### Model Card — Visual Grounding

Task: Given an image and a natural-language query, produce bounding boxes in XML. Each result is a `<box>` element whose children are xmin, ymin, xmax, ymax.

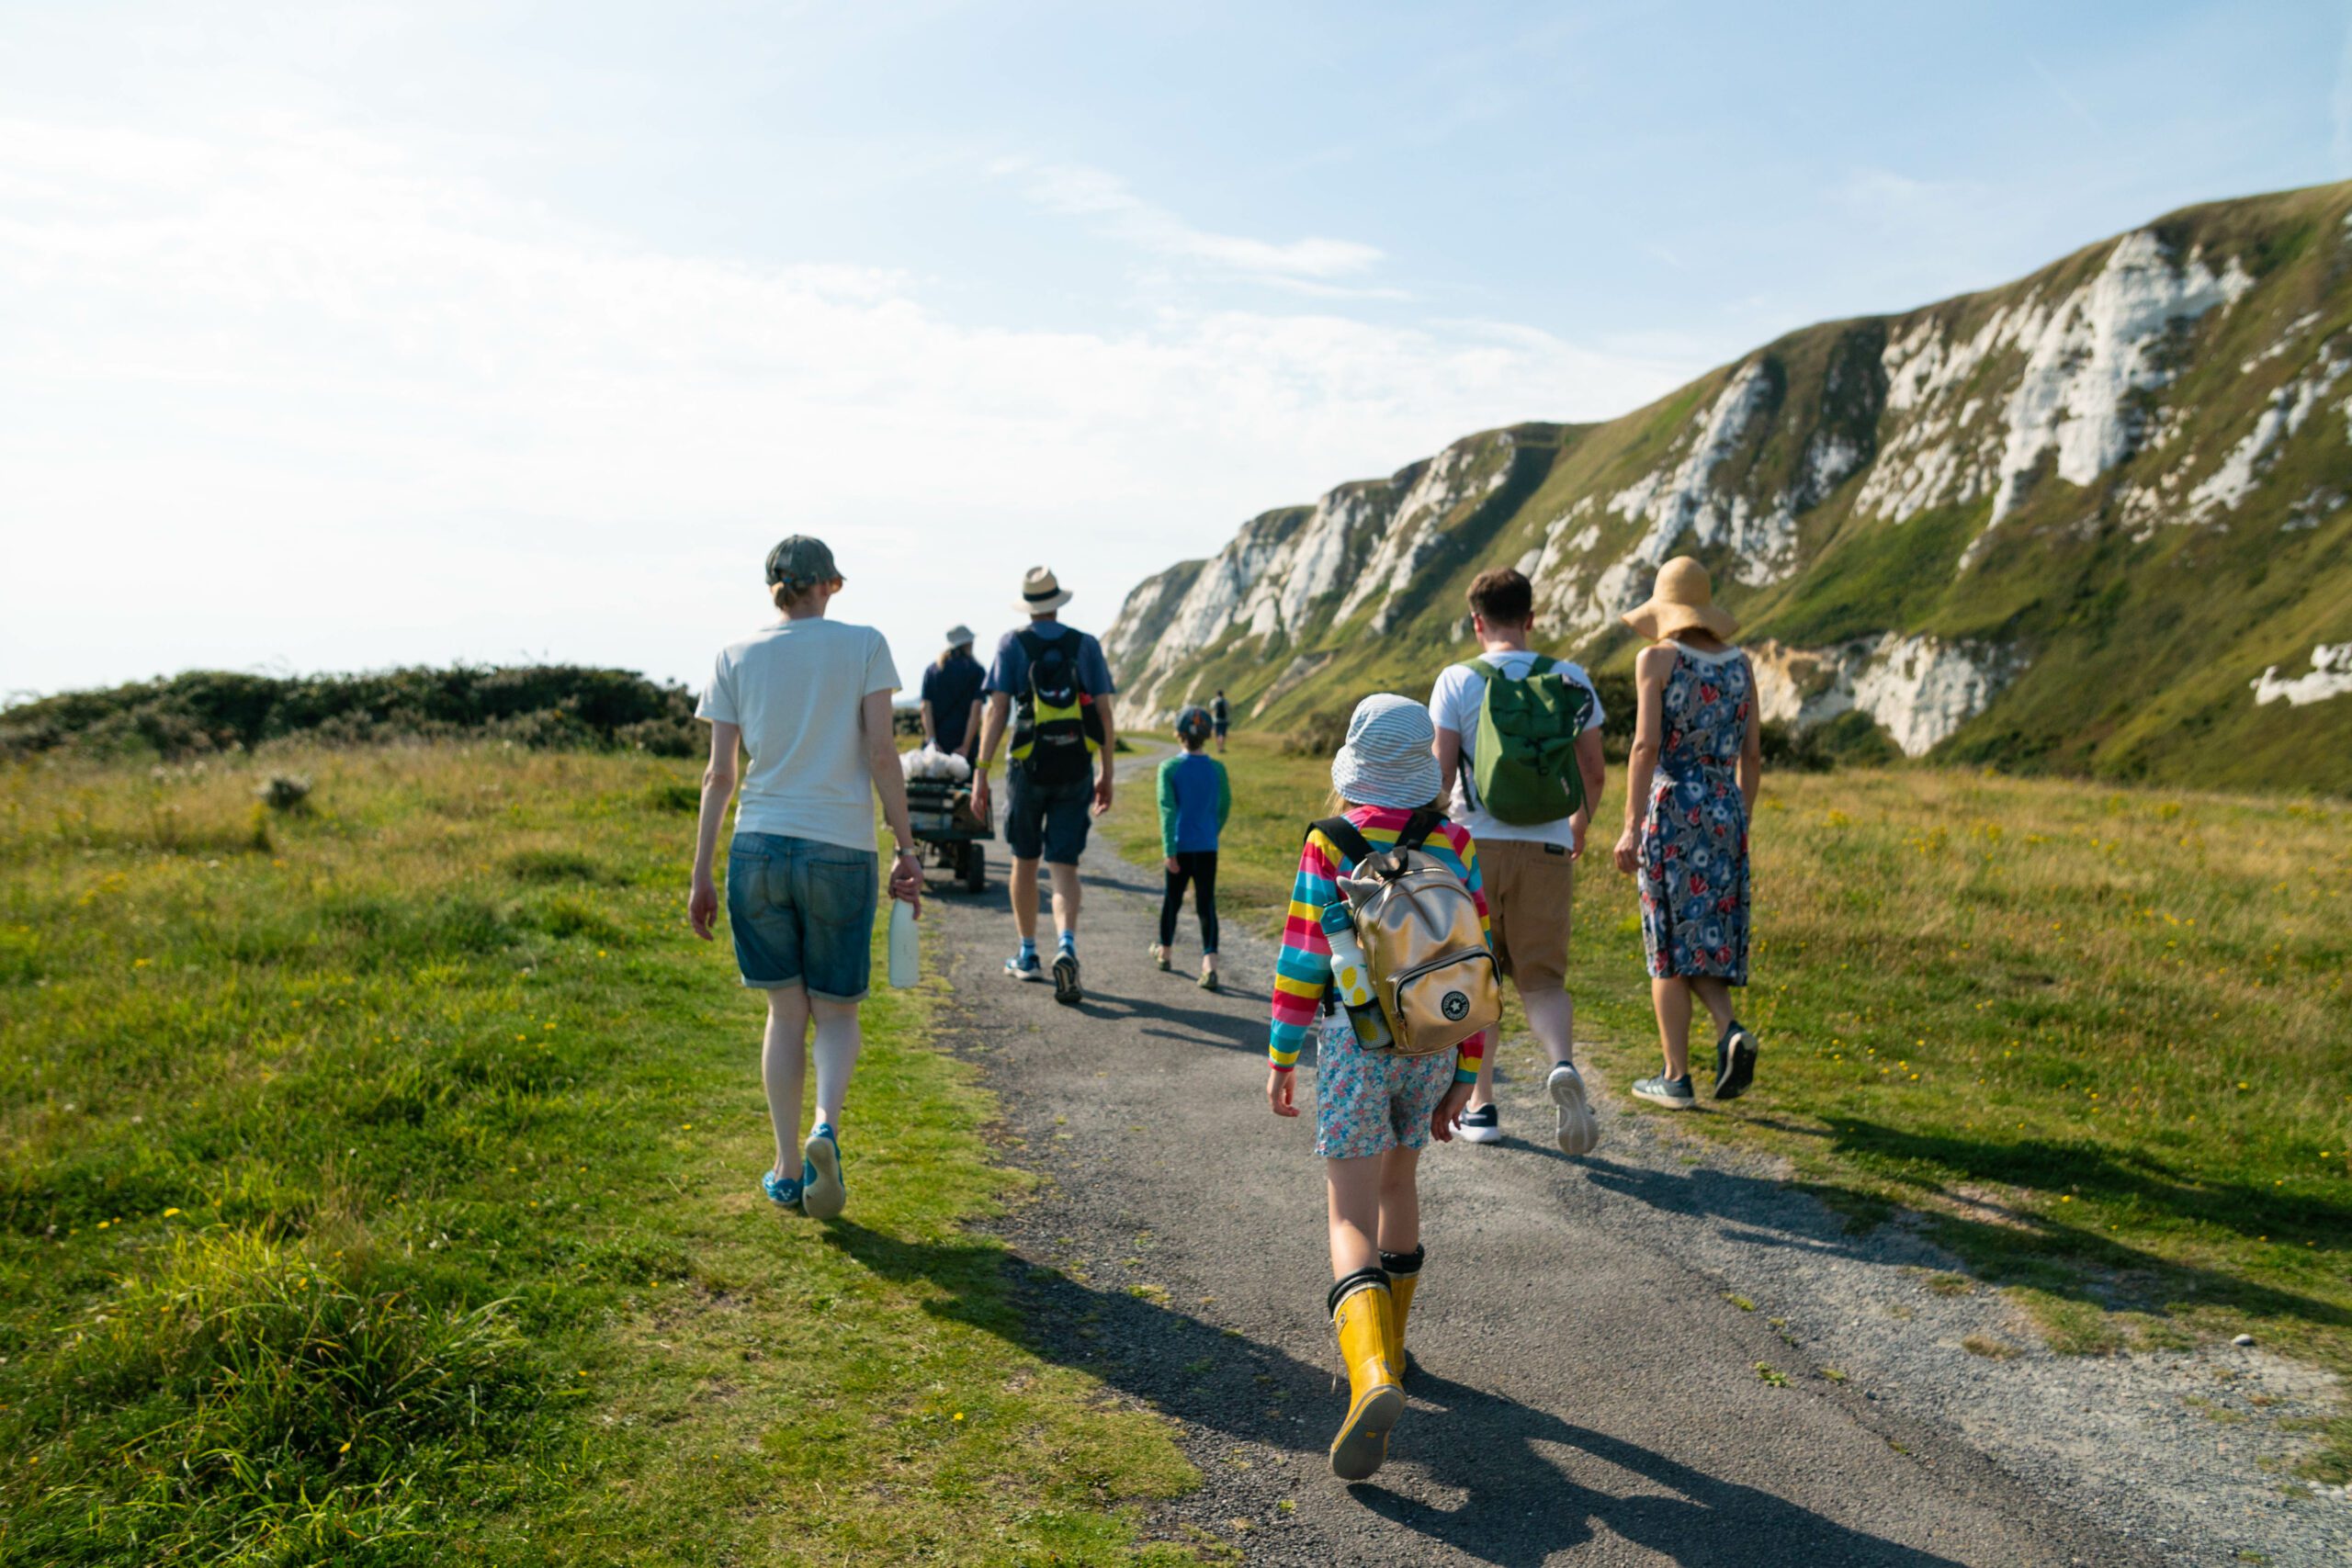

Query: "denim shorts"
<box><xmin>1004</xmin><ymin>771</ymin><xmax>1095</xmax><ymax>865</ymax></box>
<box><xmin>726</xmin><ymin>833</ymin><xmax>879</xmax><ymax>1000</ymax></box>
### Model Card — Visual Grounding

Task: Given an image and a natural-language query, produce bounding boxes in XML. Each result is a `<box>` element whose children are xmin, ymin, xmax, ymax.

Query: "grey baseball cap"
<box><xmin>765</xmin><ymin>536</ymin><xmax>840</xmax><ymax>590</ymax></box>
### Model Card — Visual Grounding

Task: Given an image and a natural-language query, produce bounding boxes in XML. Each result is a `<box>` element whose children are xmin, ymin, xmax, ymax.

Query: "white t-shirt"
<box><xmin>696</xmin><ymin>617</ymin><xmax>900</xmax><ymax>852</ymax></box>
<box><xmin>1428</xmin><ymin>649</ymin><xmax>1605</xmax><ymax>847</ymax></box>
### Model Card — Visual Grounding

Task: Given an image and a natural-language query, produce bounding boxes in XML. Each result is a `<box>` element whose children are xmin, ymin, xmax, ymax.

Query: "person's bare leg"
<box><xmin>1652</xmin><ymin>976</ymin><xmax>1694</xmax><ymax>1080</ymax></box>
<box><xmin>1009</xmin><ymin>856</ymin><xmax>1041</xmax><ymax>943</ymax></box>
<box><xmin>1688</xmin><ymin>976</ymin><xmax>1736</xmax><ymax>1042</ymax></box>
<box><xmin>761</xmin><ymin>986</ymin><xmax>811</xmax><ymax>1178</ymax></box>
<box><xmin>808</xmin><ymin>996</ymin><xmax>863</xmax><ymax>1131</ymax></box>
<box><xmin>1374</xmin><ymin>1146</ymin><xmax>1421</xmax><ymax>1257</ymax></box>
<box><xmin>1046</xmin><ymin>861</ymin><xmax>1082</xmax><ymax>942</ymax></box>
<box><xmin>1325</xmin><ymin>1156</ymin><xmax>1385</xmax><ymax>1278</ymax></box>
<box><xmin>1469</xmin><ymin>983</ymin><xmax>1575</xmax><ymax>1113</ymax></box>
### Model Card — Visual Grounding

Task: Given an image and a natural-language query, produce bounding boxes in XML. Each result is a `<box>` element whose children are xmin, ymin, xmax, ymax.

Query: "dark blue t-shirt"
<box><xmin>983</xmin><ymin>620</ymin><xmax>1116</xmax><ymax>700</ymax></box>
<box><xmin>920</xmin><ymin>653</ymin><xmax>988</xmax><ymax>750</ymax></box>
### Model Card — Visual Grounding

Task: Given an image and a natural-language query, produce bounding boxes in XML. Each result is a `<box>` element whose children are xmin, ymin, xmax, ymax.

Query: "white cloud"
<box><xmin>995</xmin><ymin>157</ymin><xmax>1385</xmax><ymax>282</ymax></box>
<box><xmin>0</xmin><ymin>115</ymin><xmax>1691</xmax><ymax>697</ymax></box>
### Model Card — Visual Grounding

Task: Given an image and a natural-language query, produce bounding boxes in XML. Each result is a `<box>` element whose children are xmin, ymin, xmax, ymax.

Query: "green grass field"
<box><xmin>1114</xmin><ymin>736</ymin><xmax>2352</xmax><ymax>1477</ymax></box>
<box><xmin>0</xmin><ymin>748</ymin><xmax>1195</xmax><ymax>1565</ymax></box>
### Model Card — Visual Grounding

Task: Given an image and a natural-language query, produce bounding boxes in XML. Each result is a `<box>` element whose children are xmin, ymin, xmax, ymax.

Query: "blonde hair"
<box><xmin>771</xmin><ymin>577</ymin><xmax>836</xmax><ymax>613</ymax></box>
<box><xmin>937</xmin><ymin>641</ymin><xmax>974</xmax><ymax>671</ymax></box>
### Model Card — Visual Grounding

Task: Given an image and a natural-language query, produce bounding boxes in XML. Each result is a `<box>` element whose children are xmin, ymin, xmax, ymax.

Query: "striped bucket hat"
<box><xmin>1329</xmin><ymin>694</ymin><xmax>1442</xmax><ymax>810</ymax></box>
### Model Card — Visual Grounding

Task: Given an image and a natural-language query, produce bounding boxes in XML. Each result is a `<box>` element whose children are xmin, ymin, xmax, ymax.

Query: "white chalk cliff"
<box><xmin>1109</xmin><ymin>183</ymin><xmax>2352</xmax><ymax>789</ymax></box>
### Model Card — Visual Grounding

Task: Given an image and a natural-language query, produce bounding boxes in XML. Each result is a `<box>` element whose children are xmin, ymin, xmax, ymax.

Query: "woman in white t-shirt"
<box><xmin>688</xmin><ymin>536</ymin><xmax>922</xmax><ymax>1220</ymax></box>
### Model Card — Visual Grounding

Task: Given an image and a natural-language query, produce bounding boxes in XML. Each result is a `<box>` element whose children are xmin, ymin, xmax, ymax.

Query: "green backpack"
<box><xmin>1465</xmin><ymin>655</ymin><xmax>1593</xmax><ymax>825</ymax></box>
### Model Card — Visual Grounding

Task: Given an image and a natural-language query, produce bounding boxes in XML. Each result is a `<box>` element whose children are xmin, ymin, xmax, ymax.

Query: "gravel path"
<box><xmin>922</xmin><ymin>756</ymin><xmax>2347</xmax><ymax>1565</ymax></box>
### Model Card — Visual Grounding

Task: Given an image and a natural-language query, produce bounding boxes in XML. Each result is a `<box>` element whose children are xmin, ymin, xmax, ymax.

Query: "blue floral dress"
<box><xmin>1638</xmin><ymin>644</ymin><xmax>1753</xmax><ymax>984</ymax></box>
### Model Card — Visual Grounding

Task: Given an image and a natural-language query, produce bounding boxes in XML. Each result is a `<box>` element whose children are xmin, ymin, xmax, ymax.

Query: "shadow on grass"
<box><xmin>821</xmin><ymin>1222</ymin><xmax>1964</xmax><ymax>1567</ymax></box>
<box><xmin>1582</xmin><ymin>1127</ymin><xmax>2351</xmax><ymax>1337</ymax></box>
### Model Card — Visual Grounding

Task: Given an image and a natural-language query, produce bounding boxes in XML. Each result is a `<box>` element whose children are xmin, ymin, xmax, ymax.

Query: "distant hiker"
<box><xmin>1267</xmin><ymin>694</ymin><xmax>1492</xmax><ymax>1481</ymax></box>
<box><xmin>971</xmin><ymin>566</ymin><xmax>1118</xmax><ymax>1005</ymax></box>
<box><xmin>1154</xmin><ymin>705</ymin><xmax>1230</xmax><ymax>990</ymax></box>
<box><xmin>1610</xmin><ymin>556</ymin><xmax>1762</xmax><ymax>1108</ymax></box>
<box><xmin>1211</xmin><ymin>689</ymin><xmax>1231</xmax><ymax>754</ymax></box>
<box><xmin>1428</xmin><ymin>567</ymin><xmax>1606</xmax><ymax>1155</ymax></box>
<box><xmin>688</xmin><ymin>536</ymin><xmax>922</xmax><ymax>1220</ymax></box>
<box><xmin>920</xmin><ymin>624</ymin><xmax>986</xmax><ymax>758</ymax></box>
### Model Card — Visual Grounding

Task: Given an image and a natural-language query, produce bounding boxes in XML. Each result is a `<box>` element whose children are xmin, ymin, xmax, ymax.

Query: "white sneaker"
<box><xmin>1549</xmin><ymin>1062</ymin><xmax>1600</xmax><ymax>1156</ymax></box>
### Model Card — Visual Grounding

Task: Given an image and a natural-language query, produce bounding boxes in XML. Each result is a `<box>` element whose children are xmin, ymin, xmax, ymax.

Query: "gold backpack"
<box><xmin>1314</xmin><ymin>813</ymin><xmax>1502</xmax><ymax>1056</ymax></box>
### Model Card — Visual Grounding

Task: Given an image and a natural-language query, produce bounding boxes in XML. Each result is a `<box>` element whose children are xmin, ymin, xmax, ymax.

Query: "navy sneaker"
<box><xmin>1051</xmin><ymin>948</ymin><xmax>1081</xmax><ymax>1006</ymax></box>
<box><xmin>1005</xmin><ymin>950</ymin><xmax>1044</xmax><ymax>982</ymax></box>
<box><xmin>801</xmin><ymin>1123</ymin><xmax>846</xmax><ymax>1219</ymax></box>
<box><xmin>761</xmin><ymin>1168</ymin><xmax>803</xmax><ymax>1208</ymax></box>
<box><xmin>1713</xmin><ymin>1021</ymin><xmax>1758</xmax><ymax>1100</ymax></box>
<box><xmin>1633</xmin><ymin>1073</ymin><xmax>1697</xmax><ymax>1110</ymax></box>
<box><xmin>1458</xmin><ymin>1103</ymin><xmax>1502</xmax><ymax>1144</ymax></box>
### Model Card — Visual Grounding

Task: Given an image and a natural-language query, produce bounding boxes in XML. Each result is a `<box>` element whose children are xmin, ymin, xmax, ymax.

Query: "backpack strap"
<box><xmin>1396</xmin><ymin>808</ymin><xmax>1445</xmax><ymax>853</ymax></box>
<box><xmin>1308</xmin><ymin>815</ymin><xmax>1378</xmax><ymax>872</ymax></box>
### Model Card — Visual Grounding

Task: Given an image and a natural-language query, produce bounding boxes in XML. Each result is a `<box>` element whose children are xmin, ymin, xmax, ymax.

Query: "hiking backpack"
<box><xmin>1311</xmin><ymin>812</ymin><xmax>1502</xmax><ymax>1057</ymax></box>
<box><xmin>1464</xmin><ymin>655</ymin><xmax>1594</xmax><ymax>826</ymax></box>
<box><xmin>1010</xmin><ymin>628</ymin><xmax>1102</xmax><ymax>784</ymax></box>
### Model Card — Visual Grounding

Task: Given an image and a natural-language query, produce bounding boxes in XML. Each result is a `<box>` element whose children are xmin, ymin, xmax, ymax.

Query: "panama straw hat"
<box><xmin>1621</xmin><ymin>556</ymin><xmax>1737</xmax><ymax>641</ymax></box>
<box><xmin>1329</xmin><ymin>694</ymin><xmax>1443</xmax><ymax>810</ymax></box>
<box><xmin>1017</xmin><ymin>566</ymin><xmax>1074</xmax><ymax>615</ymax></box>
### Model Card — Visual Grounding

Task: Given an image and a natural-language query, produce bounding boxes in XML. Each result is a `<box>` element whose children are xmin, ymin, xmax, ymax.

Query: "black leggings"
<box><xmin>1159</xmin><ymin>851</ymin><xmax>1219</xmax><ymax>955</ymax></box>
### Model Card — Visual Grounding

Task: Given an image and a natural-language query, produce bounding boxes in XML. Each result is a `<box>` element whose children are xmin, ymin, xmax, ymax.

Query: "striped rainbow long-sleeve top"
<box><xmin>1270</xmin><ymin>805</ymin><xmax>1491</xmax><ymax>1085</ymax></box>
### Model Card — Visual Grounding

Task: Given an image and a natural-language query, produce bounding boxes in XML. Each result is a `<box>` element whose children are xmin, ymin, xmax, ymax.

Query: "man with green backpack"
<box><xmin>1428</xmin><ymin>568</ymin><xmax>1607</xmax><ymax>1155</ymax></box>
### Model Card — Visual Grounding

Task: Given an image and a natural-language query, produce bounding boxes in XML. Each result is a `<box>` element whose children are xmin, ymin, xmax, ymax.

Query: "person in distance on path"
<box><xmin>1429</xmin><ymin>567</ymin><xmax>1607</xmax><ymax>1155</ymax></box>
<box><xmin>1266</xmin><ymin>694</ymin><xmax>1486</xmax><ymax>1482</ymax></box>
<box><xmin>919</xmin><ymin>624</ymin><xmax>985</xmax><ymax>760</ymax></box>
<box><xmin>1611</xmin><ymin>557</ymin><xmax>1762</xmax><ymax>1109</ymax></box>
<box><xmin>688</xmin><ymin>536</ymin><xmax>922</xmax><ymax>1221</ymax></box>
<box><xmin>971</xmin><ymin>567</ymin><xmax>1118</xmax><ymax>1006</ymax></box>
<box><xmin>1211</xmin><ymin>688</ymin><xmax>1231</xmax><ymax>754</ymax></box>
<box><xmin>1153</xmin><ymin>705</ymin><xmax>1230</xmax><ymax>991</ymax></box>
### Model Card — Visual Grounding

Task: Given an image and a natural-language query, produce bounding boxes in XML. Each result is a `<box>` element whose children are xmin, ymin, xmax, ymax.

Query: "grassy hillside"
<box><xmin>1109</xmin><ymin>738</ymin><xmax>2352</xmax><ymax>1481</ymax></box>
<box><xmin>1112</xmin><ymin>182</ymin><xmax>2352</xmax><ymax>795</ymax></box>
<box><xmin>0</xmin><ymin>748</ymin><xmax>1194</xmax><ymax>1564</ymax></box>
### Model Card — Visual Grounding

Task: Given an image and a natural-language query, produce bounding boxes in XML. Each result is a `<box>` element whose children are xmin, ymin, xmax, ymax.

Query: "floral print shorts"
<box><xmin>1312</xmin><ymin>1015</ymin><xmax>1454</xmax><ymax>1160</ymax></box>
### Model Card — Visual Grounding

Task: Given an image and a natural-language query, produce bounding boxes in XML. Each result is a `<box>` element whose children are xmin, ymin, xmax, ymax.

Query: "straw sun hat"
<box><xmin>1620</xmin><ymin>556</ymin><xmax>1737</xmax><ymax>642</ymax></box>
<box><xmin>1017</xmin><ymin>565</ymin><xmax>1074</xmax><ymax>615</ymax></box>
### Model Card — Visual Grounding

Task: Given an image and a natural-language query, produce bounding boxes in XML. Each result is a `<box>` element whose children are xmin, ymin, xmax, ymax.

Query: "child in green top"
<box><xmin>1154</xmin><ymin>705</ymin><xmax>1231</xmax><ymax>990</ymax></box>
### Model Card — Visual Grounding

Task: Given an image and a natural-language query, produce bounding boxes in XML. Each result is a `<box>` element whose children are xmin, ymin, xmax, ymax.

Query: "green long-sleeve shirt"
<box><xmin>1157</xmin><ymin>751</ymin><xmax>1230</xmax><ymax>857</ymax></box>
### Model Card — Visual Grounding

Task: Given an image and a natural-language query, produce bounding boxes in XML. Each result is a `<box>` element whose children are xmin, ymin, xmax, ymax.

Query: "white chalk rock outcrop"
<box><xmin>2250</xmin><ymin>644</ymin><xmax>2352</xmax><ymax>707</ymax></box>
<box><xmin>1750</xmin><ymin>634</ymin><xmax>2019</xmax><ymax>757</ymax></box>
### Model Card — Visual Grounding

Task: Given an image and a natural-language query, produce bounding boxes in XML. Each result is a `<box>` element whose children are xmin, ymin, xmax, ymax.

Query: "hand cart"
<box><xmin>904</xmin><ymin>776</ymin><xmax>992</xmax><ymax>894</ymax></box>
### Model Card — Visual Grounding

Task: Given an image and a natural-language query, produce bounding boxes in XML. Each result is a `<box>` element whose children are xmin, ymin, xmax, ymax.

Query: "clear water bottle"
<box><xmin>1319</xmin><ymin>903</ymin><xmax>1391</xmax><ymax>1048</ymax></box>
<box><xmin>888</xmin><ymin>897</ymin><xmax>920</xmax><ymax>988</ymax></box>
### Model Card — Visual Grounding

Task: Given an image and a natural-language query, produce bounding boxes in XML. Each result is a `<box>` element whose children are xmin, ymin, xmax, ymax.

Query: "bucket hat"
<box><xmin>1017</xmin><ymin>566</ymin><xmax>1074</xmax><ymax>615</ymax></box>
<box><xmin>944</xmin><ymin>624</ymin><xmax>976</xmax><ymax>649</ymax></box>
<box><xmin>766</xmin><ymin>536</ymin><xmax>840</xmax><ymax>592</ymax></box>
<box><xmin>1620</xmin><ymin>556</ymin><xmax>1737</xmax><ymax>642</ymax></box>
<box><xmin>1329</xmin><ymin>694</ymin><xmax>1442</xmax><ymax>811</ymax></box>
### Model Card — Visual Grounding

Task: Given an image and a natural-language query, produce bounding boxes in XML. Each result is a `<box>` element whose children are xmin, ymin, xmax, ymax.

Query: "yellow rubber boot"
<box><xmin>1380</xmin><ymin>1247</ymin><xmax>1423</xmax><ymax>1377</ymax></box>
<box><xmin>1327</xmin><ymin>1270</ymin><xmax>1403</xmax><ymax>1481</ymax></box>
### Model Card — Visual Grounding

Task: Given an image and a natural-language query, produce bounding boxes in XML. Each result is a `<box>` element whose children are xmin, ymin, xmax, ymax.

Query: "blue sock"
<box><xmin>1057</xmin><ymin>931</ymin><xmax>1077</xmax><ymax>956</ymax></box>
<box><xmin>1018</xmin><ymin>938</ymin><xmax>1037</xmax><ymax>962</ymax></box>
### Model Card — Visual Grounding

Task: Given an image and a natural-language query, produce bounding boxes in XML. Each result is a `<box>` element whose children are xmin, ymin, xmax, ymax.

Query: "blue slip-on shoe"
<box><xmin>1632</xmin><ymin>1073</ymin><xmax>1697</xmax><ymax>1110</ymax></box>
<box><xmin>762</xmin><ymin>1168</ymin><xmax>804</xmax><ymax>1208</ymax></box>
<box><xmin>1005</xmin><ymin>950</ymin><xmax>1045</xmax><ymax>982</ymax></box>
<box><xmin>802</xmin><ymin>1122</ymin><xmax>847</xmax><ymax>1220</ymax></box>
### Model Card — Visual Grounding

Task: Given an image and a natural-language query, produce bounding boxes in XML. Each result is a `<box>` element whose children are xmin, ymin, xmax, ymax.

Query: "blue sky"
<box><xmin>3</xmin><ymin>0</ymin><xmax>2346</xmax><ymax>698</ymax></box>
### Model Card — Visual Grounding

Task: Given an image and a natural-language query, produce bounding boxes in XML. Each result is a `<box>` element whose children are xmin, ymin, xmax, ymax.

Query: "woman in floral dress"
<box><xmin>1610</xmin><ymin>558</ymin><xmax>1764</xmax><ymax>1109</ymax></box>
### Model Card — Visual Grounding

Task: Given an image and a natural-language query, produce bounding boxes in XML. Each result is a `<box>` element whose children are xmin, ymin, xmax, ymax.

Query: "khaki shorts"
<box><xmin>1478</xmin><ymin>836</ymin><xmax>1575</xmax><ymax>993</ymax></box>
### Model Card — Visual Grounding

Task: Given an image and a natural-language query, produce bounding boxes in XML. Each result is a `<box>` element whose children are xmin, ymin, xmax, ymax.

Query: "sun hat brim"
<box><xmin>1622</xmin><ymin>597</ymin><xmax>1737</xmax><ymax>643</ymax></box>
<box><xmin>1330</xmin><ymin>745</ymin><xmax>1443</xmax><ymax>811</ymax></box>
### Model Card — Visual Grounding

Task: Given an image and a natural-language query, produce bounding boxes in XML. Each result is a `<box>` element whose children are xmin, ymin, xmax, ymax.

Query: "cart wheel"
<box><xmin>961</xmin><ymin>840</ymin><xmax>988</xmax><ymax>895</ymax></box>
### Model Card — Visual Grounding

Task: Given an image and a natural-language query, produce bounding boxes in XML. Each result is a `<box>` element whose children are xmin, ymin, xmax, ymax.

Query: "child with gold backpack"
<box><xmin>1265</xmin><ymin>694</ymin><xmax>1501</xmax><ymax>1481</ymax></box>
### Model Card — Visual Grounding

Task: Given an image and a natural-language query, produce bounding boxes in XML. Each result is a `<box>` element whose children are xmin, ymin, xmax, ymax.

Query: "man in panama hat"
<box><xmin>972</xmin><ymin>567</ymin><xmax>1119</xmax><ymax>1005</ymax></box>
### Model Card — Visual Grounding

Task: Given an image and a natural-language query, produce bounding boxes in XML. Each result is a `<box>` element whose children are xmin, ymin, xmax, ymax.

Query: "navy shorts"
<box><xmin>726</xmin><ymin>833</ymin><xmax>878</xmax><ymax>1000</ymax></box>
<box><xmin>1004</xmin><ymin>771</ymin><xmax>1094</xmax><ymax>865</ymax></box>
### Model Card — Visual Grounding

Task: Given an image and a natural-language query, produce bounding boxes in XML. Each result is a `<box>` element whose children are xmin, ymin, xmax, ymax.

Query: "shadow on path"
<box><xmin>823</xmin><ymin>1222</ymin><xmax>1961</xmax><ymax>1567</ymax></box>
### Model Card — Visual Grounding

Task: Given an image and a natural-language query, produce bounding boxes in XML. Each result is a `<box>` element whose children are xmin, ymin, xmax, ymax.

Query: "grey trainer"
<box><xmin>1548</xmin><ymin>1062</ymin><xmax>1600</xmax><ymax>1155</ymax></box>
